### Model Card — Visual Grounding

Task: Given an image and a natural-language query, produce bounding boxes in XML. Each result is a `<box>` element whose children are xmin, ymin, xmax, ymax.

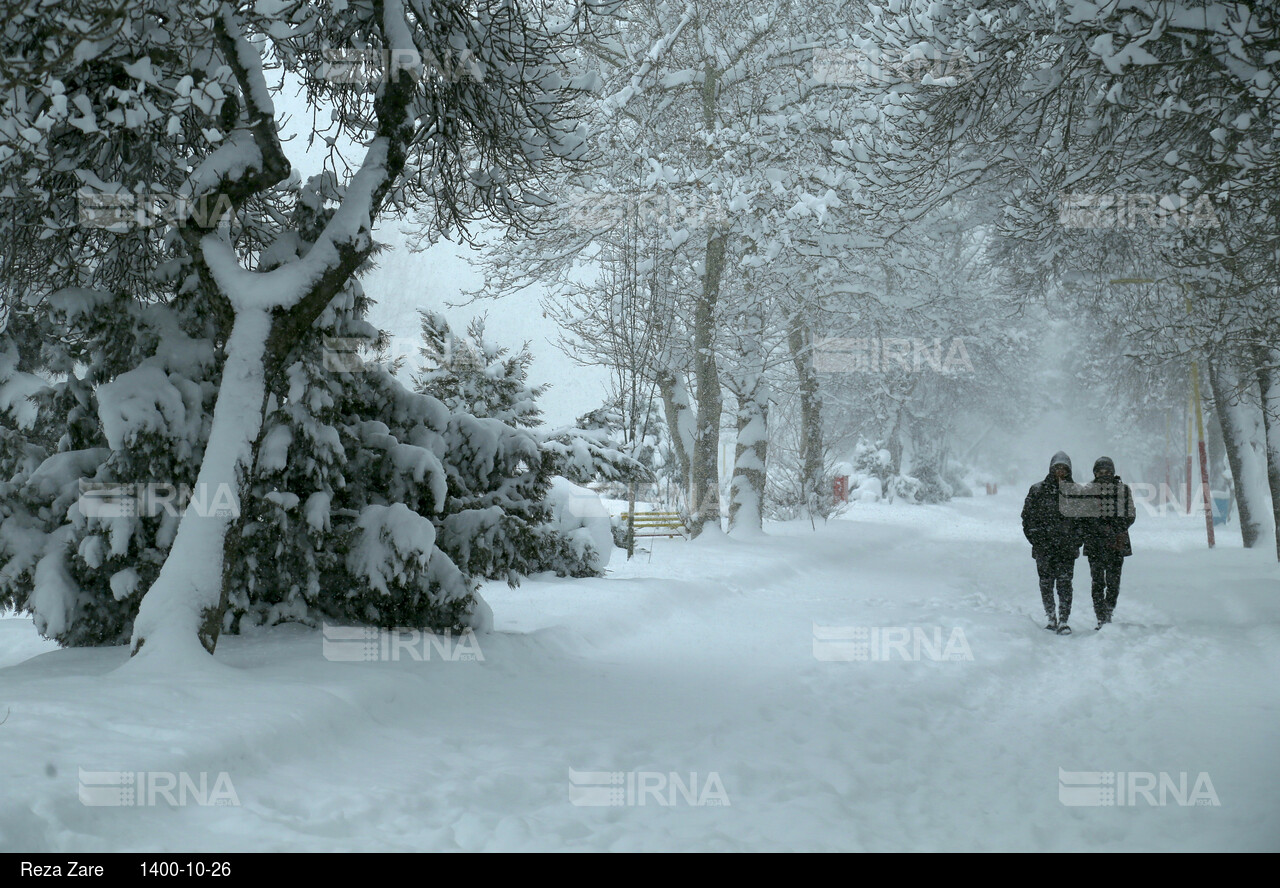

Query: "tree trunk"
<box><xmin>1252</xmin><ymin>346</ymin><xmax>1280</xmax><ymax>560</ymax></box>
<box><xmin>129</xmin><ymin>308</ymin><xmax>273</xmax><ymax>661</ymax></box>
<box><xmin>625</xmin><ymin>374</ymin><xmax>638</xmax><ymax>559</ymax></box>
<box><xmin>787</xmin><ymin>311</ymin><xmax>824</xmax><ymax>517</ymax></box>
<box><xmin>728</xmin><ymin>383</ymin><xmax>769</xmax><ymax>535</ymax></box>
<box><xmin>657</xmin><ymin>368</ymin><xmax>694</xmax><ymax>505</ymax></box>
<box><xmin>687</xmin><ymin>61</ymin><xmax>726</xmax><ymax>539</ymax></box>
<box><xmin>887</xmin><ymin>408</ymin><xmax>905</xmax><ymax>477</ymax></box>
<box><xmin>1206</xmin><ymin>354</ymin><xmax>1265</xmax><ymax>547</ymax></box>
<box><xmin>689</xmin><ymin>233</ymin><xmax>726</xmax><ymax>537</ymax></box>
<box><xmin>727</xmin><ymin>305</ymin><xmax>769</xmax><ymax>534</ymax></box>
<box><xmin>625</xmin><ymin>481</ymin><xmax>637</xmax><ymax>559</ymax></box>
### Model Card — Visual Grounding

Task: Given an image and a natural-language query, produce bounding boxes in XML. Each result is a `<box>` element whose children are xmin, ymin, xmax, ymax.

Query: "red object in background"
<box><xmin>833</xmin><ymin>476</ymin><xmax>849</xmax><ymax>503</ymax></box>
<box><xmin>985</xmin><ymin>482</ymin><xmax>998</xmax><ymax>495</ymax></box>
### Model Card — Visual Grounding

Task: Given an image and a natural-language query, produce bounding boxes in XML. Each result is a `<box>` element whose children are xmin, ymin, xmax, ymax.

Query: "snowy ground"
<box><xmin>1</xmin><ymin>493</ymin><xmax>1277</xmax><ymax>851</ymax></box>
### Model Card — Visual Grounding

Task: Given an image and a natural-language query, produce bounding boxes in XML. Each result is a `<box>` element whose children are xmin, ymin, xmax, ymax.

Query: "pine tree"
<box><xmin>414</xmin><ymin>313</ymin><xmax>641</xmax><ymax>580</ymax></box>
<box><xmin>414</xmin><ymin>312</ymin><xmax>546</xmax><ymax>429</ymax></box>
<box><xmin>0</xmin><ymin>285</ymin><xmax>220</xmax><ymax>645</ymax></box>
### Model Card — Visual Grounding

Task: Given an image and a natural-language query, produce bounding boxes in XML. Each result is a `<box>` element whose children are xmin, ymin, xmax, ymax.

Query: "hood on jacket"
<box><xmin>1043</xmin><ymin>450</ymin><xmax>1074</xmax><ymax>485</ymax></box>
<box><xmin>1093</xmin><ymin>456</ymin><xmax>1116</xmax><ymax>477</ymax></box>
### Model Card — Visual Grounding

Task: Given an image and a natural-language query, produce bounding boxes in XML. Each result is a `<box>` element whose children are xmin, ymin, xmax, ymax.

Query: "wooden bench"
<box><xmin>618</xmin><ymin>511</ymin><xmax>688</xmax><ymax>539</ymax></box>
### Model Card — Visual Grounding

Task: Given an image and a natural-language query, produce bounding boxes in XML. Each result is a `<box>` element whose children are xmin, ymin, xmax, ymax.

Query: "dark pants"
<box><xmin>1088</xmin><ymin>556</ymin><xmax>1123</xmax><ymax>621</ymax></box>
<box><xmin>1036</xmin><ymin>556</ymin><xmax>1074</xmax><ymax>623</ymax></box>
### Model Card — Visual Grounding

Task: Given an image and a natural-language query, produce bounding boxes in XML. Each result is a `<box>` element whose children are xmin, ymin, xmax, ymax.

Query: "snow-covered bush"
<box><xmin>415</xmin><ymin>314</ymin><xmax>641</xmax><ymax>579</ymax></box>
<box><xmin>543</xmin><ymin>478</ymin><xmax>613</xmax><ymax>575</ymax></box>
<box><xmin>906</xmin><ymin>465</ymin><xmax>953</xmax><ymax>504</ymax></box>
<box><xmin>837</xmin><ymin>438</ymin><xmax>958</xmax><ymax>506</ymax></box>
<box><xmin>852</xmin><ymin>477</ymin><xmax>883</xmax><ymax>504</ymax></box>
<box><xmin>887</xmin><ymin>474</ymin><xmax>922</xmax><ymax>504</ymax></box>
<box><xmin>875</xmin><ymin>470</ymin><xmax>956</xmax><ymax>505</ymax></box>
<box><xmin>0</xmin><ymin>279</ymin><xmax>641</xmax><ymax>647</ymax></box>
<box><xmin>568</xmin><ymin>401</ymin><xmax>671</xmax><ymax>501</ymax></box>
<box><xmin>853</xmin><ymin>440</ymin><xmax>894</xmax><ymax>487</ymax></box>
<box><xmin>0</xmin><ymin>271</ymin><xmax>496</xmax><ymax>642</ymax></box>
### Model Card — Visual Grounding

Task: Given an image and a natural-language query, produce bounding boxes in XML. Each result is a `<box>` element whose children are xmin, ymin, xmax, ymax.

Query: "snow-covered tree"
<box><xmin>481</xmin><ymin>0</ymin><xmax>875</xmax><ymax>536</ymax></box>
<box><xmin>0</xmin><ymin>196</ymin><xmax>486</xmax><ymax>643</ymax></box>
<box><xmin>413</xmin><ymin>311</ymin><xmax>639</xmax><ymax>579</ymax></box>
<box><xmin>0</xmin><ymin>0</ymin><xmax>600</xmax><ymax>659</ymax></box>
<box><xmin>851</xmin><ymin>0</ymin><xmax>1280</xmax><ymax>553</ymax></box>
<box><xmin>414</xmin><ymin>311</ymin><xmax>545</xmax><ymax>428</ymax></box>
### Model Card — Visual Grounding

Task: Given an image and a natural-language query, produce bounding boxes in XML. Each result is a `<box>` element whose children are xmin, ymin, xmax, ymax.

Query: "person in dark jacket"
<box><xmin>1079</xmin><ymin>456</ymin><xmax>1136</xmax><ymax>629</ymax></box>
<box><xmin>1021</xmin><ymin>451</ymin><xmax>1084</xmax><ymax>634</ymax></box>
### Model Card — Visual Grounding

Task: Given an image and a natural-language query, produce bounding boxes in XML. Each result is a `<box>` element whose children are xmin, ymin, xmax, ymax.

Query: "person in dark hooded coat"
<box><xmin>1079</xmin><ymin>456</ymin><xmax>1136</xmax><ymax>628</ymax></box>
<box><xmin>1021</xmin><ymin>451</ymin><xmax>1084</xmax><ymax>634</ymax></box>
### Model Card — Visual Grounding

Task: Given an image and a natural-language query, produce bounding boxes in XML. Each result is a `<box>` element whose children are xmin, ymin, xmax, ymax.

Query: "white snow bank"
<box><xmin>0</xmin><ymin>494</ymin><xmax>1276</xmax><ymax>851</ymax></box>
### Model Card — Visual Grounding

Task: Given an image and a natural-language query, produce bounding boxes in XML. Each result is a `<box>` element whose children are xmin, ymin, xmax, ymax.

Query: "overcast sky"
<box><xmin>273</xmin><ymin>75</ymin><xmax>610</xmax><ymax>427</ymax></box>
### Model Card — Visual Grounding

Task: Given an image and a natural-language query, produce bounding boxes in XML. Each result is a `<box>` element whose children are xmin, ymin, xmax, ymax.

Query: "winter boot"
<box><xmin>1045</xmin><ymin>613</ymin><xmax>1058</xmax><ymax>631</ymax></box>
<box><xmin>1056</xmin><ymin>623</ymin><xmax>1073</xmax><ymax>635</ymax></box>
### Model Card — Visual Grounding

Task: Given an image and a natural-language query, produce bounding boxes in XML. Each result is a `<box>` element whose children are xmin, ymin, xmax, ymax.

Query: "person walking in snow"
<box><xmin>1021</xmin><ymin>451</ymin><xmax>1084</xmax><ymax>634</ymax></box>
<box><xmin>1079</xmin><ymin>456</ymin><xmax>1136</xmax><ymax>630</ymax></box>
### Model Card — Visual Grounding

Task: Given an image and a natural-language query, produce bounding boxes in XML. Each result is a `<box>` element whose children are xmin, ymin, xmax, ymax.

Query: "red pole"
<box><xmin>833</xmin><ymin>476</ymin><xmax>848</xmax><ymax>504</ymax></box>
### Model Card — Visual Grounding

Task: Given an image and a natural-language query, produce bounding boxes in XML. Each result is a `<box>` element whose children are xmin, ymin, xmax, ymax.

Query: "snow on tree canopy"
<box><xmin>544</xmin><ymin>478</ymin><xmax>613</xmax><ymax>574</ymax></box>
<box><xmin>96</xmin><ymin>365</ymin><xmax>204</xmax><ymax>452</ymax></box>
<box><xmin>348</xmin><ymin>503</ymin><xmax>439</xmax><ymax>597</ymax></box>
<box><xmin>0</xmin><ymin>343</ymin><xmax>48</xmax><ymax>430</ymax></box>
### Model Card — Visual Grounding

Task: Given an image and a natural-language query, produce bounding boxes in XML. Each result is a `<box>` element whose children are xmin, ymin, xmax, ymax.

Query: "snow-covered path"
<box><xmin>2</xmin><ymin>495</ymin><xmax>1277</xmax><ymax>851</ymax></box>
